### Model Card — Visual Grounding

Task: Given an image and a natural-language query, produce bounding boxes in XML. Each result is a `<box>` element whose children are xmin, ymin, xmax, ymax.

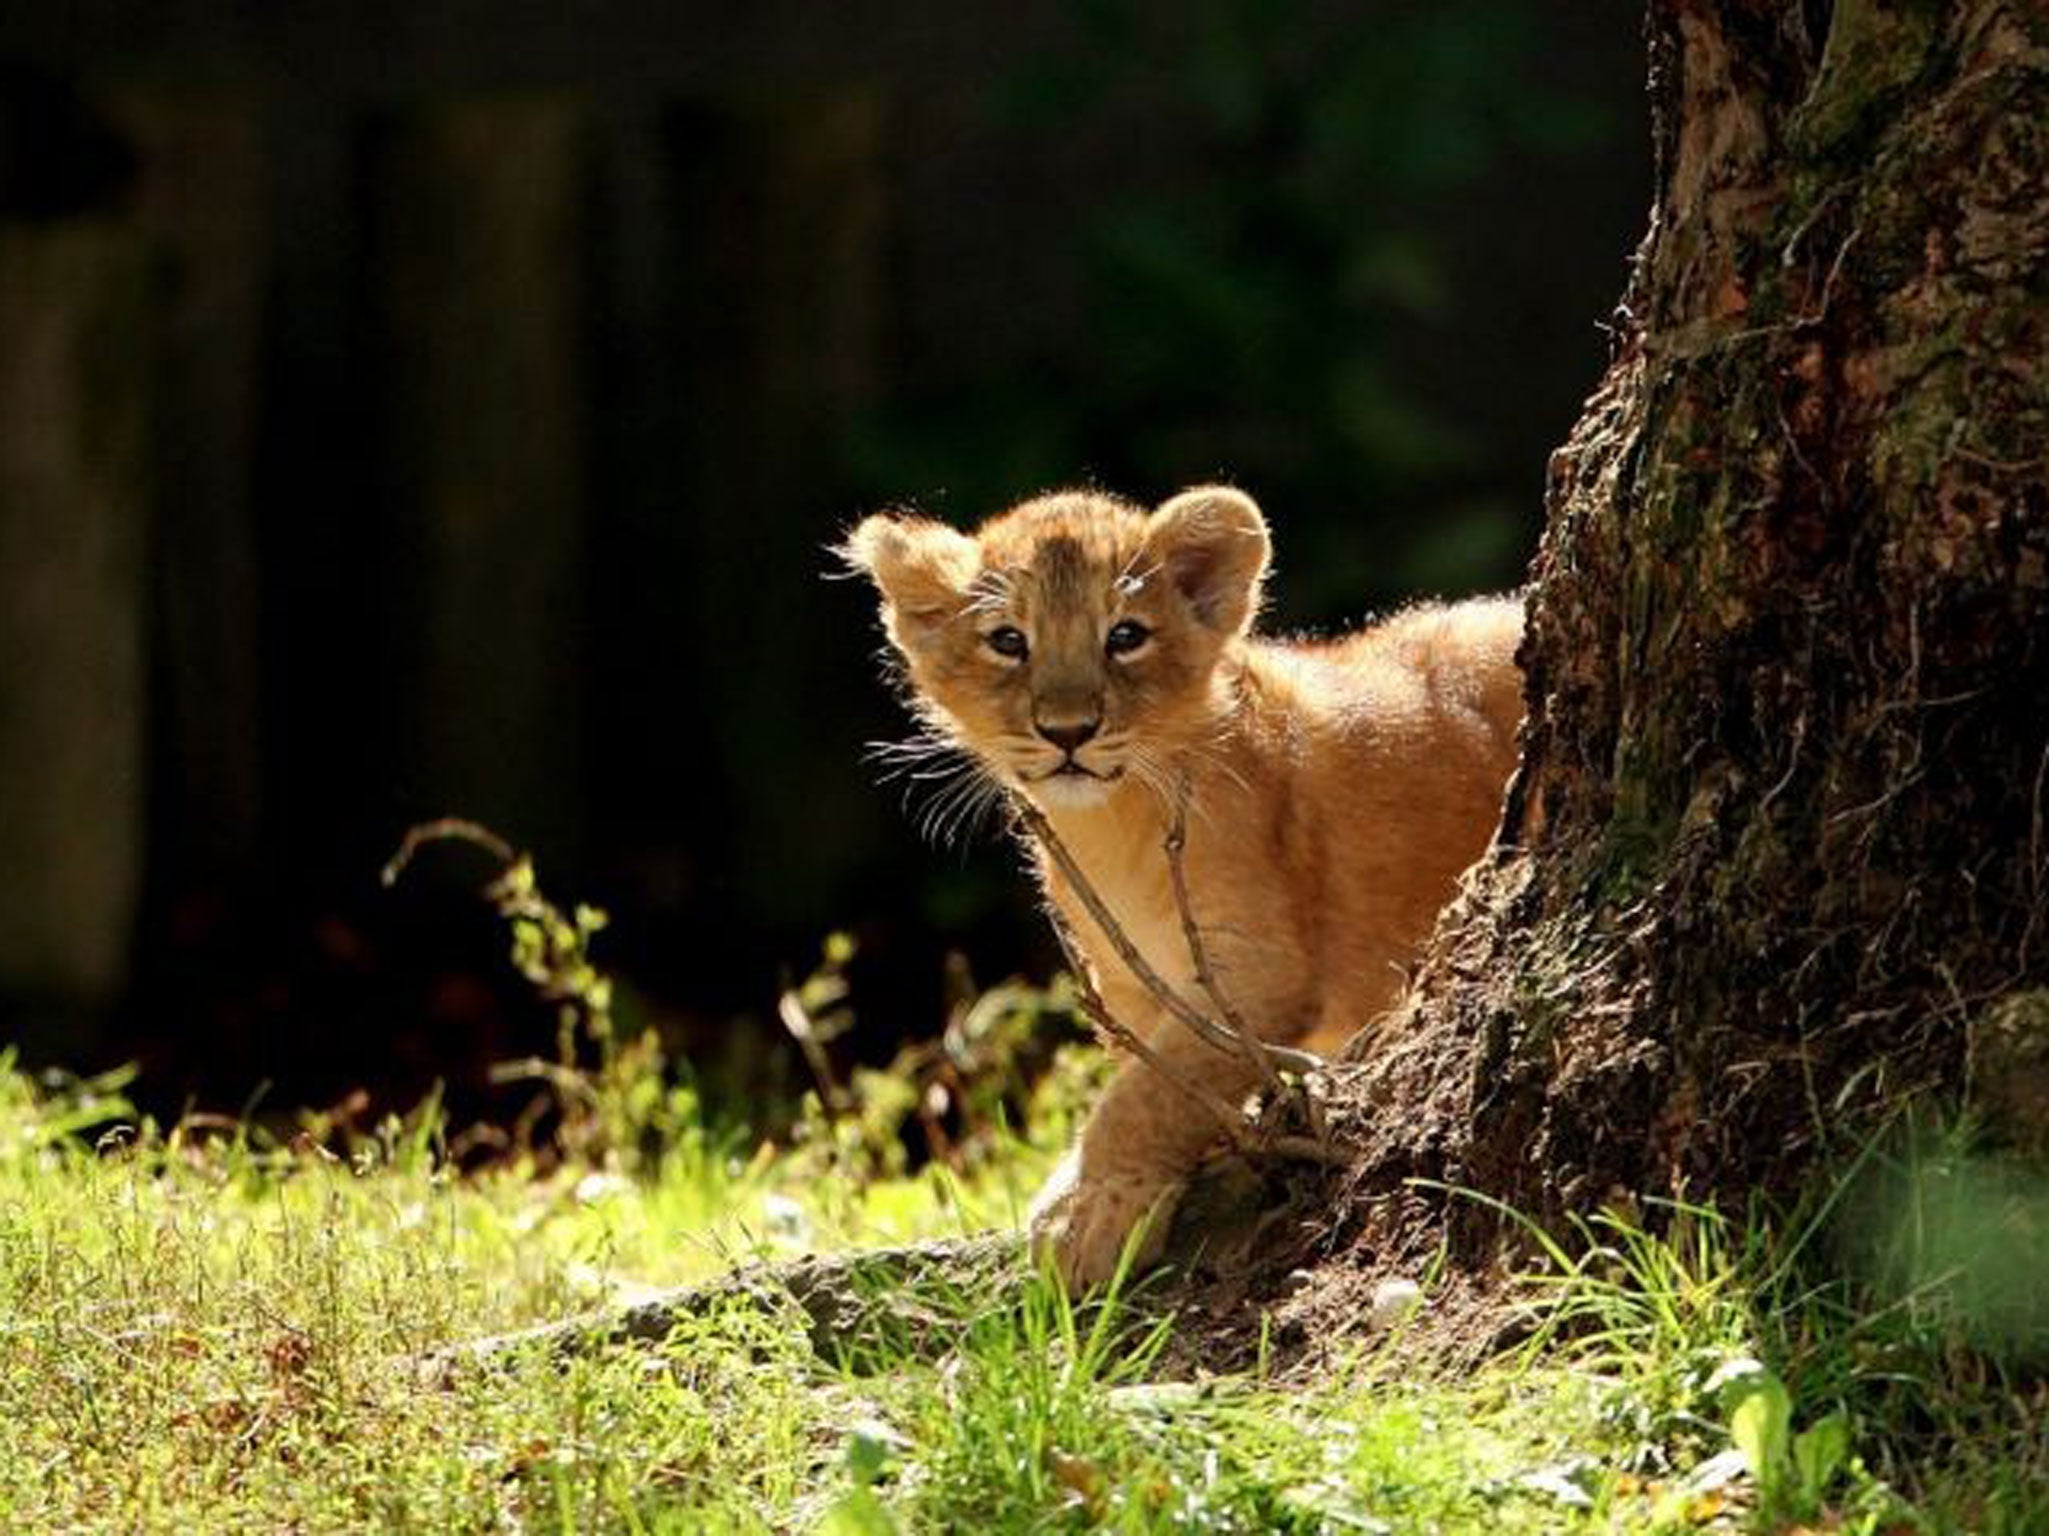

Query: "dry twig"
<box><xmin>1162</xmin><ymin>795</ymin><xmax>1284</xmax><ymax>1099</ymax></box>
<box><xmin>1014</xmin><ymin>796</ymin><xmax>1345</xmax><ymax>1168</ymax></box>
<box><xmin>1018</xmin><ymin>801</ymin><xmax>1260</xmax><ymax>1065</ymax></box>
<box><xmin>380</xmin><ymin>816</ymin><xmax>515</xmax><ymax>886</ymax></box>
<box><xmin>1041</xmin><ymin>900</ymin><xmax>1254</xmax><ymax>1152</ymax></box>
<box><xmin>1162</xmin><ymin>785</ymin><xmax>1325</xmax><ymax>1081</ymax></box>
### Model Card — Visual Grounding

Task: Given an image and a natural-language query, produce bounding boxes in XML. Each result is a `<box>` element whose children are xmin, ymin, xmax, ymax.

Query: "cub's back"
<box><xmin>1258</xmin><ymin>594</ymin><xmax>1524</xmax><ymax>761</ymax></box>
<box><xmin>1354</xmin><ymin>593</ymin><xmax>1524</xmax><ymax>741</ymax></box>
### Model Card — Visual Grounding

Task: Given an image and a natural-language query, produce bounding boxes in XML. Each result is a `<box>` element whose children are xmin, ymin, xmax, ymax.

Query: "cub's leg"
<box><xmin>1028</xmin><ymin>1023</ymin><xmax>1262</xmax><ymax>1290</ymax></box>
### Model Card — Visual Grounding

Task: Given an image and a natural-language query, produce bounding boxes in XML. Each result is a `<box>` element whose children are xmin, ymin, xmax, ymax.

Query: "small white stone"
<box><xmin>762</xmin><ymin>1192</ymin><xmax>811</xmax><ymax>1242</ymax></box>
<box><xmin>1369</xmin><ymin>1277</ymin><xmax>1423</xmax><ymax>1328</ymax></box>
<box><xmin>573</xmin><ymin>1170</ymin><xmax>631</xmax><ymax>1205</ymax></box>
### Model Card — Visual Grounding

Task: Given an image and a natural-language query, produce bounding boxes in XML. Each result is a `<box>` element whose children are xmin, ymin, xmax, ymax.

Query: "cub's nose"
<box><xmin>1035</xmin><ymin>719</ymin><xmax>1101</xmax><ymax>753</ymax></box>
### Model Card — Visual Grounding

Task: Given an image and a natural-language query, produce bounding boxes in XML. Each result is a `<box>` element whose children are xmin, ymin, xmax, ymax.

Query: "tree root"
<box><xmin>439</xmin><ymin>1234</ymin><xmax>1026</xmax><ymax>1373</ymax></box>
<box><xmin>431</xmin><ymin>1139</ymin><xmax>1341</xmax><ymax>1373</ymax></box>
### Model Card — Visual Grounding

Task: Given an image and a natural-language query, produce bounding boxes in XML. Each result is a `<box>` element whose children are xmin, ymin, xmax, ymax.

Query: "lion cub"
<box><xmin>842</xmin><ymin>486</ymin><xmax>1524</xmax><ymax>1287</ymax></box>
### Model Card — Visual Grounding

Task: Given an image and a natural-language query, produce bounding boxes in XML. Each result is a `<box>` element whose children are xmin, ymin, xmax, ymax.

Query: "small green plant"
<box><xmin>383</xmin><ymin>818</ymin><xmax>710</xmax><ymax>1175</ymax></box>
<box><xmin>1707</xmin><ymin>1359</ymin><xmax>1853</xmax><ymax>1527</ymax></box>
<box><xmin>817</xmin><ymin>1416</ymin><xmax>910</xmax><ymax>1535</ymax></box>
<box><xmin>1433</xmin><ymin>1163</ymin><xmax>2049</xmax><ymax>1532</ymax></box>
<box><xmin>907</xmin><ymin>1251</ymin><xmax>1226</xmax><ymax>1530</ymax></box>
<box><xmin>0</xmin><ymin>1050</ymin><xmax>135</xmax><ymax>1152</ymax></box>
<box><xmin>778</xmin><ymin>933</ymin><xmax>1095</xmax><ymax>1203</ymax></box>
<box><xmin>1440</xmin><ymin>1186</ymin><xmax>1760</xmax><ymax>1472</ymax></box>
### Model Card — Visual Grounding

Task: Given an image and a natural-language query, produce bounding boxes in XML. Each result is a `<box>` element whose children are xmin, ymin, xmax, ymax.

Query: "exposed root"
<box><xmin>427</xmin><ymin>1155</ymin><xmax>1351</xmax><ymax>1373</ymax></box>
<box><xmin>429</xmin><ymin>1235</ymin><xmax>1025</xmax><ymax>1375</ymax></box>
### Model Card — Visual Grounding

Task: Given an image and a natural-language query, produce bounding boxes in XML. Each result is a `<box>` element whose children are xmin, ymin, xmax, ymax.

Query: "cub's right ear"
<box><xmin>835</xmin><ymin>514</ymin><xmax>979</xmax><ymax>631</ymax></box>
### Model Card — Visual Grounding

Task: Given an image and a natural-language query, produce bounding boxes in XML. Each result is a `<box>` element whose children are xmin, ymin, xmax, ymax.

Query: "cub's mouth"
<box><xmin>1024</xmin><ymin>762</ymin><xmax>1125</xmax><ymax>787</ymax></box>
<box><xmin>1023</xmin><ymin>760</ymin><xmax>1124</xmax><ymax>809</ymax></box>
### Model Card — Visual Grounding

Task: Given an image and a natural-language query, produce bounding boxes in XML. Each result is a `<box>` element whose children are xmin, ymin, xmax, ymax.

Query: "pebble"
<box><xmin>1369</xmin><ymin>1276</ymin><xmax>1424</xmax><ymax>1328</ymax></box>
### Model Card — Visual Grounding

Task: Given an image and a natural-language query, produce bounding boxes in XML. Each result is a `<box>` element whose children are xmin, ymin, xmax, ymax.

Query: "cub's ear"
<box><xmin>1145</xmin><ymin>486</ymin><xmax>1270</xmax><ymax>636</ymax></box>
<box><xmin>835</xmin><ymin>513</ymin><xmax>979</xmax><ymax>629</ymax></box>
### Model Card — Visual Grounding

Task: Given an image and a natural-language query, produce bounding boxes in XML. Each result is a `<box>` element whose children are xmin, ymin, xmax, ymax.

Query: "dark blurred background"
<box><xmin>0</xmin><ymin>0</ymin><xmax>1647</xmax><ymax>1125</ymax></box>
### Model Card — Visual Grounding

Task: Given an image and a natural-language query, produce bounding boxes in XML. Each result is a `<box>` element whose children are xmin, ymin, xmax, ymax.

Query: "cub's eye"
<box><xmin>1105</xmin><ymin>619</ymin><xmax>1151</xmax><ymax>656</ymax></box>
<box><xmin>984</xmin><ymin>625</ymin><xmax>1029</xmax><ymax>660</ymax></box>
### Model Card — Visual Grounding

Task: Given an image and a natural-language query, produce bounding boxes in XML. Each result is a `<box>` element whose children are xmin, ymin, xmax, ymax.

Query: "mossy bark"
<box><xmin>1334</xmin><ymin>0</ymin><xmax>2049</xmax><ymax>1244</ymax></box>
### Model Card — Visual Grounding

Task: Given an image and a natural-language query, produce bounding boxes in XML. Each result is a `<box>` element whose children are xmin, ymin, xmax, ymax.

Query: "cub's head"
<box><xmin>840</xmin><ymin>486</ymin><xmax>1269</xmax><ymax>811</ymax></box>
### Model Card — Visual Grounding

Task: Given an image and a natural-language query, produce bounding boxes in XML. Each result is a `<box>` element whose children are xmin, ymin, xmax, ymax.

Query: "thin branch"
<box><xmin>1041</xmin><ymin>897</ymin><xmax>1254</xmax><ymax>1153</ymax></box>
<box><xmin>777</xmin><ymin>989</ymin><xmax>851</xmax><ymax>1115</ymax></box>
<box><xmin>1047</xmin><ymin>906</ymin><xmax>1344</xmax><ymax>1166</ymax></box>
<box><xmin>1016</xmin><ymin>800</ymin><xmax>1265</xmax><ymax>1068</ymax></box>
<box><xmin>1163</xmin><ymin>785</ymin><xmax>1309</xmax><ymax>1095</ymax></box>
<box><xmin>1162</xmin><ymin>783</ymin><xmax>1332</xmax><ymax>1154</ymax></box>
<box><xmin>1017</xmin><ymin>795</ymin><xmax>1338</xmax><ymax>1165</ymax></box>
<box><xmin>380</xmin><ymin>817</ymin><xmax>515</xmax><ymax>886</ymax></box>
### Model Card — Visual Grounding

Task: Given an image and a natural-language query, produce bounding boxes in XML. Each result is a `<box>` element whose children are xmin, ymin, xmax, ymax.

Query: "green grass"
<box><xmin>0</xmin><ymin>1054</ymin><xmax>2042</xmax><ymax>1533</ymax></box>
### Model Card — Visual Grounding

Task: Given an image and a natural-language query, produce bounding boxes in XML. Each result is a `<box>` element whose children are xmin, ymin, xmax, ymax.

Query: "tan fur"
<box><xmin>841</xmin><ymin>486</ymin><xmax>1525</xmax><ymax>1287</ymax></box>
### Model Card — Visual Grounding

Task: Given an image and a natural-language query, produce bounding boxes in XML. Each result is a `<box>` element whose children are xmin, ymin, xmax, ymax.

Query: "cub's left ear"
<box><xmin>1145</xmin><ymin>486</ymin><xmax>1271</xmax><ymax>636</ymax></box>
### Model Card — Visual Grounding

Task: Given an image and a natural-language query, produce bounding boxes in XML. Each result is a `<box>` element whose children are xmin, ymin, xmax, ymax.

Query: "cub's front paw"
<box><xmin>1027</xmin><ymin>1161</ymin><xmax>1183</xmax><ymax>1292</ymax></box>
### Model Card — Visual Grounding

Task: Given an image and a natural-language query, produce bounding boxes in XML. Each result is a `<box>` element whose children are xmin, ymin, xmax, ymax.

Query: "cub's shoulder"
<box><xmin>1359</xmin><ymin>593</ymin><xmax>1523</xmax><ymax>664</ymax></box>
<box><xmin>1254</xmin><ymin>594</ymin><xmax>1524</xmax><ymax>738</ymax></box>
<box><xmin>1261</xmin><ymin>594</ymin><xmax>1522</xmax><ymax>677</ymax></box>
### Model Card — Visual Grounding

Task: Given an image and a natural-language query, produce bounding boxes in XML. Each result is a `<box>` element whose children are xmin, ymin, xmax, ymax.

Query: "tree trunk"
<box><xmin>113</xmin><ymin>88</ymin><xmax>268</xmax><ymax>889</ymax></box>
<box><xmin>377</xmin><ymin>98</ymin><xmax>588</xmax><ymax>862</ymax></box>
<box><xmin>0</xmin><ymin>220</ymin><xmax>152</xmax><ymax>1045</ymax></box>
<box><xmin>1335</xmin><ymin>0</ymin><xmax>2048</xmax><ymax>1247</ymax></box>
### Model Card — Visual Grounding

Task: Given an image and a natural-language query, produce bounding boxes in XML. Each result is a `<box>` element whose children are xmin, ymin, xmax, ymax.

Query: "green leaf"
<box><xmin>819</xmin><ymin>1487</ymin><xmax>900</xmax><ymax>1536</ymax></box>
<box><xmin>1729</xmin><ymin>1374</ymin><xmax>1794</xmax><ymax>1489</ymax></box>
<box><xmin>845</xmin><ymin>1418</ymin><xmax>910</xmax><ymax>1488</ymax></box>
<box><xmin>1792</xmin><ymin>1413</ymin><xmax>1851</xmax><ymax>1501</ymax></box>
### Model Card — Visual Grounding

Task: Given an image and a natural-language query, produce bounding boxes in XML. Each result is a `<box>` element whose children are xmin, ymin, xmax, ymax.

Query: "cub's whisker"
<box><xmin>862</xmin><ymin>734</ymin><xmax>956</xmax><ymax>761</ymax></box>
<box><xmin>909</xmin><ymin>762</ymin><xmax>1007</xmax><ymax>848</ymax></box>
<box><xmin>1177</xmin><ymin>740</ymin><xmax>1253</xmax><ymax>797</ymax></box>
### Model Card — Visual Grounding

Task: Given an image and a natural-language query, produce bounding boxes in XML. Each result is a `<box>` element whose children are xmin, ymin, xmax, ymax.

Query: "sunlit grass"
<box><xmin>0</xmin><ymin>1054</ymin><xmax>2042</xmax><ymax>1532</ymax></box>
